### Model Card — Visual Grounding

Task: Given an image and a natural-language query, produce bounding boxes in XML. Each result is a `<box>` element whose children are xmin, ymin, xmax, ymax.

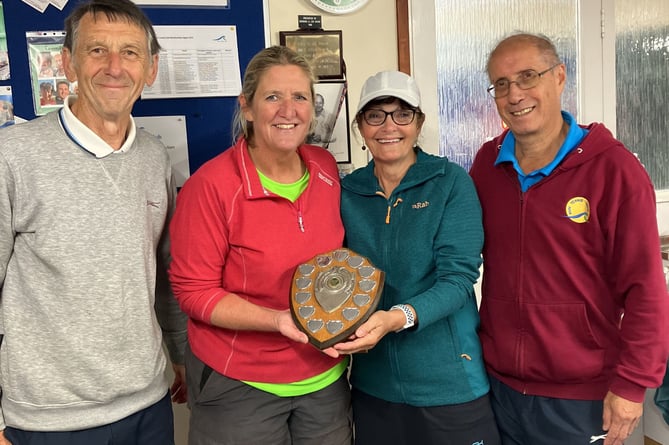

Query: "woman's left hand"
<box><xmin>330</xmin><ymin>310</ymin><xmax>405</xmax><ymax>354</ymax></box>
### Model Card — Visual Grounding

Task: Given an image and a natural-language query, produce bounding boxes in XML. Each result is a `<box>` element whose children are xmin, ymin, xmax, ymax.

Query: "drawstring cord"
<box><xmin>385</xmin><ymin>198</ymin><xmax>403</xmax><ymax>224</ymax></box>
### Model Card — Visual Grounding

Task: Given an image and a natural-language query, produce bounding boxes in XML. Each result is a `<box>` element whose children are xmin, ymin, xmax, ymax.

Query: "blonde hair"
<box><xmin>232</xmin><ymin>46</ymin><xmax>316</xmax><ymax>144</ymax></box>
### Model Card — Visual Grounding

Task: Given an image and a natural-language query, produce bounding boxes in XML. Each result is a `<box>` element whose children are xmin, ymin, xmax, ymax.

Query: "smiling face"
<box><xmin>240</xmin><ymin>64</ymin><xmax>313</xmax><ymax>154</ymax></box>
<box><xmin>359</xmin><ymin>98</ymin><xmax>422</xmax><ymax>168</ymax></box>
<box><xmin>40</xmin><ymin>83</ymin><xmax>54</xmax><ymax>101</ymax></box>
<box><xmin>487</xmin><ymin>39</ymin><xmax>565</xmax><ymax>140</ymax></box>
<box><xmin>57</xmin><ymin>82</ymin><xmax>70</xmax><ymax>99</ymax></box>
<box><xmin>314</xmin><ymin>94</ymin><xmax>325</xmax><ymax>115</ymax></box>
<box><xmin>39</xmin><ymin>53</ymin><xmax>53</xmax><ymax>74</ymax></box>
<box><xmin>54</xmin><ymin>53</ymin><xmax>64</xmax><ymax>72</ymax></box>
<box><xmin>62</xmin><ymin>12</ymin><xmax>158</xmax><ymax>128</ymax></box>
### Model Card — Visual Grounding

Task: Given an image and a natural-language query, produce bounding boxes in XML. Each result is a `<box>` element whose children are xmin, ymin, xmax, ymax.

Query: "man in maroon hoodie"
<box><xmin>470</xmin><ymin>32</ymin><xmax>669</xmax><ymax>445</ymax></box>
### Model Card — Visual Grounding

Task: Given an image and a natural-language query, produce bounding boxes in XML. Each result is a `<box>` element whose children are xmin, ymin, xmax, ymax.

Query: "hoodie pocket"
<box><xmin>521</xmin><ymin>301</ymin><xmax>605</xmax><ymax>382</ymax></box>
<box><xmin>480</xmin><ymin>297</ymin><xmax>605</xmax><ymax>383</ymax></box>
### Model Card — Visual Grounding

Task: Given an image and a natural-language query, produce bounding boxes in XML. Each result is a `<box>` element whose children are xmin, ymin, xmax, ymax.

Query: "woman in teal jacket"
<box><xmin>332</xmin><ymin>71</ymin><xmax>500</xmax><ymax>444</ymax></box>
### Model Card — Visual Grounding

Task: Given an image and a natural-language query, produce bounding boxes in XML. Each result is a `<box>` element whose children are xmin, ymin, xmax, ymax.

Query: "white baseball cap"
<box><xmin>356</xmin><ymin>70</ymin><xmax>421</xmax><ymax>114</ymax></box>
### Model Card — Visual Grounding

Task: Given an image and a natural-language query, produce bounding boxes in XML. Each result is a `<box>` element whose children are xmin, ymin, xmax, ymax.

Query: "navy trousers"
<box><xmin>352</xmin><ymin>388</ymin><xmax>501</xmax><ymax>445</ymax></box>
<box><xmin>489</xmin><ymin>376</ymin><xmax>607</xmax><ymax>445</ymax></box>
<box><xmin>4</xmin><ymin>392</ymin><xmax>174</xmax><ymax>445</ymax></box>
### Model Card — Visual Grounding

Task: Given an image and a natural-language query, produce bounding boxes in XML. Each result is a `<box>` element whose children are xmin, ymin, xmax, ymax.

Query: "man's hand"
<box><xmin>0</xmin><ymin>430</ymin><xmax>13</xmax><ymax>445</ymax></box>
<box><xmin>170</xmin><ymin>363</ymin><xmax>187</xmax><ymax>404</ymax></box>
<box><xmin>602</xmin><ymin>391</ymin><xmax>642</xmax><ymax>445</ymax></box>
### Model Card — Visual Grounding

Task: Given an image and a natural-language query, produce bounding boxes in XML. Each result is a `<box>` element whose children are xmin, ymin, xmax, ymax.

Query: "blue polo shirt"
<box><xmin>494</xmin><ymin>111</ymin><xmax>588</xmax><ymax>192</ymax></box>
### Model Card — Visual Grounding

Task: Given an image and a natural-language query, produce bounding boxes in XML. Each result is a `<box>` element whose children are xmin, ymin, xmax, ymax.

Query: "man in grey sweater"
<box><xmin>0</xmin><ymin>0</ymin><xmax>187</xmax><ymax>444</ymax></box>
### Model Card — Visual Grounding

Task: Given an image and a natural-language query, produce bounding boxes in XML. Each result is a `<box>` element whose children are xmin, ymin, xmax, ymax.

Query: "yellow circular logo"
<box><xmin>565</xmin><ymin>197</ymin><xmax>590</xmax><ymax>223</ymax></box>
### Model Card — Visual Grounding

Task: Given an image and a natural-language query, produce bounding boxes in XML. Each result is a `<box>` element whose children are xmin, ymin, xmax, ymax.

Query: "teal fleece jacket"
<box><xmin>656</xmin><ymin>361</ymin><xmax>669</xmax><ymax>424</ymax></box>
<box><xmin>341</xmin><ymin>148</ymin><xmax>489</xmax><ymax>406</ymax></box>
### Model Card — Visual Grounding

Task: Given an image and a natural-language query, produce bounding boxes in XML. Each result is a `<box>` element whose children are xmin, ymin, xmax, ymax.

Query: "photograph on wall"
<box><xmin>26</xmin><ymin>30</ymin><xmax>68</xmax><ymax>116</ymax></box>
<box><xmin>0</xmin><ymin>2</ymin><xmax>9</xmax><ymax>80</ymax></box>
<box><xmin>0</xmin><ymin>85</ymin><xmax>14</xmax><ymax>128</ymax></box>
<box><xmin>310</xmin><ymin>81</ymin><xmax>350</xmax><ymax>163</ymax></box>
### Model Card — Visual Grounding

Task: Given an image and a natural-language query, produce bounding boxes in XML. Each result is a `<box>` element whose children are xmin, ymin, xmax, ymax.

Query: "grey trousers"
<box><xmin>185</xmin><ymin>345</ymin><xmax>352</xmax><ymax>445</ymax></box>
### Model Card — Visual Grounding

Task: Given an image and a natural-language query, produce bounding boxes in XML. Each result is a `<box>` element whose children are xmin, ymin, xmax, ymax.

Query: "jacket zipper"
<box><xmin>518</xmin><ymin>189</ymin><xmax>526</xmax><ymax>392</ymax></box>
<box><xmin>296</xmin><ymin>199</ymin><xmax>305</xmax><ymax>232</ymax></box>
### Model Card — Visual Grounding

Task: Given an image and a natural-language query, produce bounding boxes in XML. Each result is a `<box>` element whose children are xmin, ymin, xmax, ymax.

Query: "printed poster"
<box><xmin>26</xmin><ymin>30</ymin><xmax>69</xmax><ymax>116</ymax></box>
<box><xmin>142</xmin><ymin>25</ymin><xmax>241</xmax><ymax>99</ymax></box>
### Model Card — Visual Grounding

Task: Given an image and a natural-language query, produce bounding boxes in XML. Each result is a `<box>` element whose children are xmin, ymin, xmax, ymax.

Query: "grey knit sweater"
<box><xmin>0</xmin><ymin>111</ymin><xmax>187</xmax><ymax>430</ymax></box>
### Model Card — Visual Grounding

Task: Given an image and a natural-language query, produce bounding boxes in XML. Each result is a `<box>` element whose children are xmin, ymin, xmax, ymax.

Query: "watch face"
<box><xmin>310</xmin><ymin>0</ymin><xmax>369</xmax><ymax>15</ymax></box>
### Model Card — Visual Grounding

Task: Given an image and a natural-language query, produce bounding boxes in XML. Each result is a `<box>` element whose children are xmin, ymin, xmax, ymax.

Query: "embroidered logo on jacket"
<box><xmin>318</xmin><ymin>172</ymin><xmax>333</xmax><ymax>187</ymax></box>
<box><xmin>412</xmin><ymin>201</ymin><xmax>429</xmax><ymax>209</ymax></box>
<box><xmin>564</xmin><ymin>196</ymin><xmax>590</xmax><ymax>223</ymax></box>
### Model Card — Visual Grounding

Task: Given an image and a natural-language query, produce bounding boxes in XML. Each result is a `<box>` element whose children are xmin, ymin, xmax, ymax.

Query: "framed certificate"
<box><xmin>279</xmin><ymin>30</ymin><xmax>344</xmax><ymax>80</ymax></box>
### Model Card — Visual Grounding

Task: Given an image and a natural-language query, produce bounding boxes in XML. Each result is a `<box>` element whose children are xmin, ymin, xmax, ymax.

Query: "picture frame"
<box><xmin>279</xmin><ymin>30</ymin><xmax>344</xmax><ymax>80</ymax></box>
<box><xmin>307</xmin><ymin>81</ymin><xmax>350</xmax><ymax>164</ymax></box>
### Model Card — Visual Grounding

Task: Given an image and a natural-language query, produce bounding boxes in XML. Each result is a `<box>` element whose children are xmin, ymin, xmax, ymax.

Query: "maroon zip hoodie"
<box><xmin>470</xmin><ymin>122</ymin><xmax>669</xmax><ymax>402</ymax></box>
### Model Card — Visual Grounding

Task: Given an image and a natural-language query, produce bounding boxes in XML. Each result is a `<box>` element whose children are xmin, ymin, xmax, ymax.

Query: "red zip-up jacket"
<box><xmin>169</xmin><ymin>138</ymin><xmax>345</xmax><ymax>382</ymax></box>
<box><xmin>470</xmin><ymin>122</ymin><xmax>669</xmax><ymax>403</ymax></box>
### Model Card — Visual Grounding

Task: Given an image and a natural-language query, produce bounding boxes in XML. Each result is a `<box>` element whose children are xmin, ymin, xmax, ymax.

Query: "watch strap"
<box><xmin>390</xmin><ymin>304</ymin><xmax>415</xmax><ymax>332</ymax></box>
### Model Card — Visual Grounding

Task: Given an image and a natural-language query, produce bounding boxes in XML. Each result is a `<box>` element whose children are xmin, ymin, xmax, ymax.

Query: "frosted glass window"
<box><xmin>435</xmin><ymin>0</ymin><xmax>579</xmax><ymax>170</ymax></box>
<box><xmin>615</xmin><ymin>0</ymin><xmax>669</xmax><ymax>190</ymax></box>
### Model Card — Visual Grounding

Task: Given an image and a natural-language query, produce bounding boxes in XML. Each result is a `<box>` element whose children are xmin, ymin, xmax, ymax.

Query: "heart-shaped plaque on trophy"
<box><xmin>290</xmin><ymin>248</ymin><xmax>384</xmax><ymax>349</ymax></box>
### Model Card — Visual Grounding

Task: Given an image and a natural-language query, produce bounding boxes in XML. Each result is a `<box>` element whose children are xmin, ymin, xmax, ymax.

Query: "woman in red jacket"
<box><xmin>169</xmin><ymin>46</ymin><xmax>351</xmax><ymax>445</ymax></box>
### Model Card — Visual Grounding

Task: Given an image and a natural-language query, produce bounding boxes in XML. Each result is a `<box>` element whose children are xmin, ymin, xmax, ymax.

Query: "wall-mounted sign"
<box><xmin>279</xmin><ymin>29</ymin><xmax>344</xmax><ymax>80</ymax></box>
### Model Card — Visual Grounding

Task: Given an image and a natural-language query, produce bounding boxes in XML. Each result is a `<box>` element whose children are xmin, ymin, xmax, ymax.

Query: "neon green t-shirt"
<box><xmin>256</xmin><ymin>168</ymin><xmax>309</xmax><ymax>202</ymax></box>
<box><xmin>245</xmin><ymin>168</ymin><xmax>348</xmax><ymax>396</ymax></box>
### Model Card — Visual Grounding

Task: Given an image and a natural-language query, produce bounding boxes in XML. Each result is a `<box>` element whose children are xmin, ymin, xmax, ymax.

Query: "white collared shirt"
<box><xmin>58</xmin><ymin>95</ymin><xmax>137</xmax><ymax>158</ymax></box>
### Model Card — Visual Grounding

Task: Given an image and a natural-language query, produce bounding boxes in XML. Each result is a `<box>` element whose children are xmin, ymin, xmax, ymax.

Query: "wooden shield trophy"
<box><xmin>290</xmin><ymin>248</ymin><xmax>384</xmax><ymax>349</ymax></box>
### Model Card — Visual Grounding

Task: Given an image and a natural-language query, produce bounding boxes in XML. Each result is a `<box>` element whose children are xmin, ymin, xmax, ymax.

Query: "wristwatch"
<box><xmin>310</xmin><ymin>0</ymin><xmax>369</xmax><ymax>15</ymax></box>
<box><xmin>390</xmin><ymin>304</ymin><xmax>415</xmax><ymax>332</ymax></box>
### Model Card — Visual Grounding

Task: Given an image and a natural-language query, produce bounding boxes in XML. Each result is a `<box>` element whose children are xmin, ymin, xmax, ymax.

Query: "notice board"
<box><xmin>0</xmin><ymin>0</ymin><xmax>266</xmax><ymax>173</ymax></box>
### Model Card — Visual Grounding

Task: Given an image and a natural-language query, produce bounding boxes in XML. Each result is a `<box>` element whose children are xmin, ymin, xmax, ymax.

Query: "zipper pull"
<box><xmin>297</xmin><ymin>211</ymin><xmax>305</xmax><ymax>232</ymax></box>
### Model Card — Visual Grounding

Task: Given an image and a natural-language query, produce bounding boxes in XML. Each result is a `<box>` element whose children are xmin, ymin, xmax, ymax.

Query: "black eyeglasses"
<box><xmin>486</xmin><ymin>63</ymin><xmax>561</xmax><ymax>98</ymax></box>
<box><xmin>362</xmin><ymin>109</ymin><xmax>417</xmax><ymax>126</ymax></box>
